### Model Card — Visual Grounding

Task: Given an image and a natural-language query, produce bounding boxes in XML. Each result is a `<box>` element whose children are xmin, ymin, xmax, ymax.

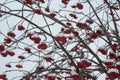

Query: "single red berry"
<box><xmin>69</xmin><ymin>13</ymin><xmax>77</xmax><ymax>19</ymax></box>
<box><xmin>45</xmin><ymin>75</ymin><xmax>56</xmax><ymax>80</ymax></box>
<box><xmin>76</xmin><ymin>22</ymin><xmax>83</xmax><ymax>28</ymax></box>
<box><xmin>72</xmin><ymin>31</ymin><xmax>78</xmax><ymax>37</ymax></box>
<box><xmin>16</xmin><ymin>64</ymin><xmax>23</xmax><ymax>68</ymax></box>
<box><xmin>109</xmin><ymin>52</ymin><xmax>116</xmax><ymax>59</ymax></box>
<box><xmin>104</xmin><ymin>61</ymin><xmax>114</xmax><ymax>68</ymax></box>
<box><xmin>27</xmin><ymin>32</ymin><xmax>33</xmax><ymax>38</ymax></box>
<box><xmin>55</xmin><ymin>36</ymin><xmax>67</xmax><ymax>45</ymax></box>
<box><xmin>7</xmin><ymin>31</ymin><xmax>16</xmax><ymax>38</ymax></box>
<box><xmin>76</xmin><ymin>3</ymin><xmax>83</xmax><ymax>9</ymax></box>
<box><xmin>18</xmin><ymin>55</ymin><xmax>25</xmax><ymax>59</ymax></box>
<box><xmin>24</xmin><ymin>76</ymin><xmax>30</xmax><ymax>80</ymax></box>
<box><xmin>4</xmin><ymin>38</ymin><xmax>12</xmax><ymax>44</ymax></box>
<box><xmin>71</xmin><ymin>74</ymin><xmax>81</xmax><ymax>80</ymax></box>
<box><xmin>37</xmin><ymin>43</ymin><xmax>47</xmax><ymax>50</ymax></box>
<box><xmin>90</xmin><ymin>33</ymin><xmax>98</xmax><ymax>39</ymax></box>
<box><xmin>61</xmin><ymin>27</ymin><xmax>65</xmax><ymax>32</ymax></box>
<box><xmin>1</xmin><ymin>53</ymin><xmax>7</xmax><ymax>57</ymax></box>
<box><xmin>62</xmin><ymin>0</ymin><xmax>69</xmax><ymax>5</ymax></box>
<box><xmin>64</xmin><ymin>29</ymin><xmax>72</xmax><ymax>34</ymax></box>
<box><xmin>0</xmin><ymin>45</ymin><xmax>5</xmax><ymax>52</ymax></box>
<box><xmin>98</xmin><ymin>48</ymin><xmax>107</xmax><ymax>55</ymax></box>
<box><xmin>9</xmin><ymin>51</ymin><xmax>15</xmax><ymax>56</ymax></box>
<box><xmin>111</xmin><ymin>43</ymin><xmax>118</xmax><ymax>52</ymax></box>
<box><xmin>24</xmin><ymin>47</ymin><xmax>31</xmax><ymax>53</ymax></box>
<box><xmin>109</xmin><ymin>12</ymin><xmax>114</xmax><ymax>16</ymax></box>
<box><xmin>34</xmin><ymin>9</ymin><xmax>41</xmax><ymax>14</ymax></box>
<box><xmin>96</xmin><ymin>29</ymin><xmax>102</xmax><ymax>36</ymax></box>
<box><xmin>77</xmin><ymin>59</ymin><xmax>91</xmax><ymax>68</ymax></box>
<box><xmin>25</xmin><ymin>0</ymin><xmax>33</xmax><ymax>5</ymax></box>
<box><xmin>18</xmin><ymin>25</ymin><xmax>25</xmax><ymax>31</ymax></box>
<box><xmin>115</xmin><ymin>62</ymin><xmax>120</xmax><ymax>70</ymax></box>
<box><xmin>66</xmin><ymin>22</ymin><xmax>71</xmax><ymax>26</ymax></box>
<box><xmin>107</xmin><ymin>69</ymin><xmax>120</xmax><ymax>78</ymax></box>
<box><xmin>49</xmin><ymin>13</ymin><xmax>56</xmax><ymax>18</ymax></box>
<box><xmin>33</xmin><ymin>37</ymin><xmax>41</xmax><ymax>44</ymax></box>
<box><xmin>76</xmin><ymin>22</ymin><xmax>91</xmax><ymax>30</ymax></box>
<box><xmin>44</xmin><ymin>56</ymin><xmax>54</xmax><ymax>62</ymax></box>
<box><xmin>36</xmin><ymin>66</ymin><xmax>45</xmax><ymax>71</ymax></box>
<box><xmin>0</xmin><ymin>74</ymin><xmax>7</xmax><ymax>79</ymax></box>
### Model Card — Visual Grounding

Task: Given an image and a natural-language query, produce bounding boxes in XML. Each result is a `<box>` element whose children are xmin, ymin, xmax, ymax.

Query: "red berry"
<box><xmin>33</xmin><ymin>37</ymin><xmax>41</xmax><ymax>44</ymax></box>
<box><xmin>62</xmin><ymin>0</ymin><xmax>69</xmax><ymax>5</ymax></box>
<box><xmin>69</xmin><ymin>13</ymin><xmax>77</xmax><ymax>19</ymax></box>
<box><xmin>109</xmin><ymin>52</ymin><xmax>116</xmax><ymax>59</ymax></box>
<box><xmin>49</xmin><ymin>13</ymin><xmax>56</xmax><ymax>18</ymax></box>
<box><xmin>0</xmin><ymin>45</ymin><xmax>5</xmax><ymax>52</ymax></box>
<box><xmin>90</xmin><ymin>33</ymin><xmax>98</xmax><ymax>39</ymax></box>
<box><xmin>72</xmin><ymin>31</ymin><xmax>78</xmax><ymax>37</ymax></box>
<box><xmin>107</xmin><ymin>69</ymin><xmax>120</xmax><ymax>78</ymax></box>
<box><xmin>4</xmin><ymin>38</ymin><xmax>12</xmax><ymax>44</ymax></box>
<box><xmin>71</xmin><ymin>74</ymin><xmax>81</xmax><ymax>80</ymax></box>
<box><xmin>111</xmin><ymin>43</ymin><xmax>118</xmax><ymax>52</ymax></box>
<box><xmin>44</xmin><ymin>56</ymin><xmax>54</xmax><ymax>62</ymax></box>
<box><xmin>16</xmin><ymin>64</ymin><xmax>23</xmax><ymax>68</ymax></box>
<box><xmin>98</xmin><ymin>48</ymin><xmax>107</xmax><ymax>55</ymax></box>
<box><xmin>34</xmin><ymin>9</ymin><xmax>41</xmax><ymax>14</ymax></box>
<box><xmin>76</xmin><ymin>3</ymin><xmax>83</xmax><ymax>9</ymax></box>
<box><xmin>77</xmin><ymin>59</ymin><xmax>91</xmax><ymax>68</ymax></box>
<box><xmin>18</xmin><ymin>25</ymin><xmax>25</xmax><ymax>31</ymax></box>
<box><xmin>5</xmin><ymin>50</ymin><xmax>15</xmax><ymax>56</ymax></box>
<box><xmin>24</xmin><ymin>76</ymin><xmax>30</xmax><ymax>80</ymax></box>
<box><xmin>76</xmin><ymin>22</ymin><xmax>91</xmax><ymax>30</ymax></box>
<box><xmin>36</xmin><ymin>66</ymin><xmax>45</xmax><ymax>71</ymax></box>
<box><xmin>64</xmin><ymin>29</ymin><xmax>72</xmax><ymax>34</ymax></box>
<box><xmin>96</xmin><ymin>29</ymin><xmax>102</xmax><ymax>36</ymax></box>
<box><xmin>66</xmin><ymin>22</ymin><xmax>71</xmax><ymax>26</ymax></box>
<box><xmin>24</xmin><ymin>47</ymin><xmax>31</xmax><ymax>53</ymax></box>
<box><xmin>37</xmin><ymin>43</ymin><xmax>47</xmax><ymax>50</ymax></box>
<box><xmin>1</xmin><ymin>53</ymin><xmax>7</xmax><ymax>57</ymax></box>
<box><xmin>25</xmin><ymin>0</ymin><xmax>33</xmax><ymax>5</ymax></box>
<box><xmin>45</xmin><ymin>75</ymin><xmax>56</xmax><ymax>80</ymax></box>
<box><xmin>7</xmin><ymin>31</ymin><xmax>16</xmax><ymax>38</ymax></box>
<box><xmin>55</xmin><ymin>36</ymin><xmax>67</xmax><ymax>45</ymax></box>
<box><xmin>27</xmin><ymin>32</ymin><xmax>33</xmax><ymax>38</ymax></box>
<box><xmin>104</xmin><ymin>61</ymin><xmax>114</xmax><ymax>68</ymax></box>
<box><xmin>115</xmin><ymin>62</ymin><xmax>120</xmax><ymax>70</ymax></box>
<box><xmin>0</xmin><ymin>74</ymin><xmax>7</xmax><ymax>79</ymax></box>
<box><xmin>18</xmin><ymin>55</ymin><xmax>25</xmax><ymax>59</ymax></box>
